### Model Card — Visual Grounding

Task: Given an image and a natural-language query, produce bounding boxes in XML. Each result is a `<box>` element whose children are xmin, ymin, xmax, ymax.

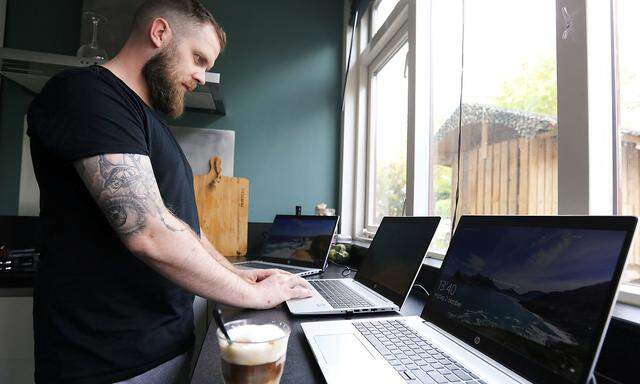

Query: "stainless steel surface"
<box><xmin>168</xmin><ymin>127</ymin><xmax>235</xmax><ymax>176</ymax></box>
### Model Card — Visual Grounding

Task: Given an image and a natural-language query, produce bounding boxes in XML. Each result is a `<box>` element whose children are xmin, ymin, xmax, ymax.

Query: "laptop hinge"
<box><xmin>352</xmin><ymin>280</ymin><xmax>395</xmax><ymax>304</ymax></box>
<box><xmin>422</xmin><ymin>322</ymin><xmax>532</xmax><ymax>384</ymax></box>
<box><xmin>253</xmin><ymin>261</ymin><xmax>309</xmax><ymax>270</ymax></box>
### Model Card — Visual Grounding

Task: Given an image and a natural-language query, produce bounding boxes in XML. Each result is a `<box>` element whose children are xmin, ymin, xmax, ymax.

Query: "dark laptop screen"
<box><xmin>259</xmin><ymin>215</ymin><xmax>338</xmax><ymax>268</ymax></box>
<box><xmin>425</xmin><ymin>216</ymin><xmax>635</xmax><ymax>384</ymax></box>
<box><xmin>355</xmin><ymin>216</ymin><xmax>440</xmax><ymax>306</ymax></box>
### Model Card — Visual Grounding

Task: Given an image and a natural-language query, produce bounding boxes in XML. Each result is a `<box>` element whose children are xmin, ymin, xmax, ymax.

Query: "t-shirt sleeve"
<box><xmin>27</xmin><ymin>71</ymin><xmax>150</xmax><ymax>162</ymax></box>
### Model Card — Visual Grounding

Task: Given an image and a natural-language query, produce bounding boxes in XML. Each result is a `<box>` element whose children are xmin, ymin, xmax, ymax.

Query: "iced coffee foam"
<box><xmin>219</xmin><ymin>324</ymin><xmax>288</xmax><ymax>366</ymax></box>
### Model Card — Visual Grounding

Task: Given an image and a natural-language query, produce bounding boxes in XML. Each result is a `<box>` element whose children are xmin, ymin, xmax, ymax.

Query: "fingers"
<box><xmin>252</xmin><ymin>269</ymin><xmax>272</xmax><ymax>281</ymax></box>
<box><xmin>258</xmin><ymin>269</ymin><xmax>288</xmax><ymax>277</ymax></box>
<box><xmin>244</xmin><ymin>271</ymin><xmax>259</xmax><ymax>282</ymax></box>
<box><xmin>268</xmin><ymin>268</ymin><xmax>291</xmax><ymax>275</ymax></box>
<box><xmin>252</xmin><ymin>269</ymin><xmax>287</xmax><ymax>283</ymax></box>
<box><xmin>290</xmin><ymin>285</ymin><xmax>313</xmax><ymax>299</ymax></box>
<box><xmin>286</xmin><ymin>274</ymin><xmax>313</xmax><ymax>290</ymax></box>
<box><xmin>268</xmin><ymin>268</ymin><xmax>292</xmax><ymax>275</ymax></box>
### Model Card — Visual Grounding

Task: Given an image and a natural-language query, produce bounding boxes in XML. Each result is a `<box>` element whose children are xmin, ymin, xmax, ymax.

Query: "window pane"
<box><xmin>372</xmin><ymin>0</ymin><xmax>400</xmax><ymax>37</ymax></box>
<box><xmin>428</xmin><ymin>0</ymin><xmax>558</xmax><ymax>253</ymax></box>
<box><xmin>615</xmin><ymin>0</ymin><xmax>640</xmax><ymax>285</ymax></box>
<box><xmin>371</xmin><ymin>43</ymin><xmax>409</xmax><ymax>226</ymax></box>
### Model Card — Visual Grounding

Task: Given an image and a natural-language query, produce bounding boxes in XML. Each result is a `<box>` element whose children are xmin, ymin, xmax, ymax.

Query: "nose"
<box><xmin>193</xmin><ymin>70</ymin><xmax>206</xmax><ymax>86</ymax></box>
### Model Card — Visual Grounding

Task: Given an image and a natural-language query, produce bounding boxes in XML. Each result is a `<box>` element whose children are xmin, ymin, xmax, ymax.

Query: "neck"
<box><xmin>102</xmin><ymin>41</ymin><xmax>153</xmax><ymax>107</ymax></box>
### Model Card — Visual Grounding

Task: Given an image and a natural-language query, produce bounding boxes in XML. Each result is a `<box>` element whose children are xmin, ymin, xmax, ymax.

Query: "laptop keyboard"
<box><xmin>239</xmin><ymin>262</ymin><xmax>305</xmax><ymax>274</ymax></box>
<box><xmin>310</xmin><ymin>280</ymin><xmax>373</xmax><ymax>309</ymax></box>
<box><xmin>354</xmin><ymin>320</ymin><xmax>486</xmax><ymax>384</ymax></box>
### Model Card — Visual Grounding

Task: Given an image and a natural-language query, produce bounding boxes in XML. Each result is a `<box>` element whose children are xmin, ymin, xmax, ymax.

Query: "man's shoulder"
<box><xmin>27</xmin><ymin>66</ymin><xmax>149</xmax><ymax>158</ymax></box>
<box><xmin>44</xmin><ymin>66</ymin><xmax>116</xmax><ymax>96</ymax></box>
<box><xmin>28</xmin><ymin>65</ymin><xmax>146</xmax><ymax>139</ymax></box>
<box><xmin>33</xmin><ymin>65</ymin><xmax>140</xmax><ymax>116</ymax></box>
<box><xmin>54</xmin><ymin>65</ymin><xmax>101</xmax><ymax>80</ymax></box>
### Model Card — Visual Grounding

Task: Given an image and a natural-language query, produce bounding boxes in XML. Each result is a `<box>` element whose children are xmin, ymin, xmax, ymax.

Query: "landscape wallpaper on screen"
<box><xmin>261</xmin><ymin>218</ymin><xmax>335</xmax><ymax>263</ymax></box>
<box><xmin>432</xmin><ymin>226</ymin><xmax>626</xmax><ymax>383</ymax></box>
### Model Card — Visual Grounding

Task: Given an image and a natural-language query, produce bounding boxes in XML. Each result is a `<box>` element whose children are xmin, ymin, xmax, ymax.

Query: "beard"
<box><xmin>142</xmin><ymin>43</ymin><xmax>195</xmax><ymax>118</ymax></box>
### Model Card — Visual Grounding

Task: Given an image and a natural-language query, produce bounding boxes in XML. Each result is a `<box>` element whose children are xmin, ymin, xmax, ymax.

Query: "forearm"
<box><xmin>72</xmin><ymin>154</ymin><xmax>263</xmax><ymax>308</ymax></box>
<box><xmin>199</xmin><ymin>229</ymin><xmax>238</xmax><ymax>271</ymax></box>
<box><xmin>130</xmin><ymin>216</ymin><xmax>262</xmax><ymax>308</ymax></box>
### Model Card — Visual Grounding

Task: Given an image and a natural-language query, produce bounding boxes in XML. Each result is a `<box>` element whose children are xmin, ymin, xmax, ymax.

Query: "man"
<box><xmin>26</xmin><ymin>1</ymin><xmax>312</xmax><ymax>383</ymax></box>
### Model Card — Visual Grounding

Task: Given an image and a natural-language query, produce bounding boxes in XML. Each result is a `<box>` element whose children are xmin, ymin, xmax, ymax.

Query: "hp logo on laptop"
<box><xmin>474</xmin><ymin>337</ymin><xmax>481</xmax><ymax>345</ymax></box>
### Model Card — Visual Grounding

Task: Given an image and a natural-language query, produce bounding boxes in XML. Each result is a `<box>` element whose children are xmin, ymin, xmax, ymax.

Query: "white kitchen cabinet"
<box><xmin>0</xmin><ymin>295</ymin><xmax>34</xmax><ymax>384</ymax></box>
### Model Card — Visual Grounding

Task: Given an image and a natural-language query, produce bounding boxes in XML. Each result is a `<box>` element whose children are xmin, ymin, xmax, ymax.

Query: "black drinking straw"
<box><xmin>213</xmin><ymin>306</ymin><xmax>232</xmax><ymax>344</ymax></box>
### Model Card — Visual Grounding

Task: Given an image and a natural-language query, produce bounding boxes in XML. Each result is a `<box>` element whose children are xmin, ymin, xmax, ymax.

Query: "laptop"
<box><xmin>235</xmin><ymin>215</ymin><xmax>339</xmax><ymax>277</ymax></box>
<box><xmin>286</xmin><ymin>216</ymin><xmax>441</xmax><ymax>315</ymax></box>
<box><xmin>301</xmin><ymin>215</ymin><xmax>637</xmax><ymax>384</ymax></box>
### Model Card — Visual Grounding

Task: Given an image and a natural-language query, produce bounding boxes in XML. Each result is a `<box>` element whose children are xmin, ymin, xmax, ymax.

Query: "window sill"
<box><xmin>618</xmin><ymin>283</ymin><xmax>640</xmax><ymax>307</ymax></box>
<box><xmin>423</xmin><ymin>255</ymin><xmax>444</xmax><ymax>268</ymax></box>
<box><xmin>354</xmin><ymin>236</ymin><xmax>373</xmax><ymax>245</ymax></box>
<box><xmin>613</xmin><ymin>301</ymin><xmax>640</xmax><ymax>324</ymax></box>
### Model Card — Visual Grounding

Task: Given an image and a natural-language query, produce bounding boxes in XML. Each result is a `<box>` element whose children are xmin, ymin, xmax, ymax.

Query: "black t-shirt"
<box><xmin>27</xmin><ymin>65</ymin><xmax>200</xmax><ymax>384</ymax></box>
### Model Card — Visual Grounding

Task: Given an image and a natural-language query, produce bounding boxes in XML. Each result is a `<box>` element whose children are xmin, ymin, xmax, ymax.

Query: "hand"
<box><xmin>252</xmin><ymin>273</ymin><xmax>313</xmax><ymax>309</ymax></box>
<box><xmin>237</xmin><ymin>268</ymin><xmax>291</xmax><ymax>283</ymax></box>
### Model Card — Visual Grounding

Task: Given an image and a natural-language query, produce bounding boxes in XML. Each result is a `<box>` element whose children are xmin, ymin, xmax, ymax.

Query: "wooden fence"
<box><xmin>450</xmin><ymin>135</ymin><xmax>558</xmax><ymax>216</ymax></box>
<box><xmin>437</xmin><ymin>104</ymin><xmax>640</xmax><ymax>283</ymax></box>
<box><xmin>619</xmin><ymin>139</ymin><xmax>640</xmax><ymax>282</ymax></box>
<box><xmin>440</xmin><ymin>133</ymin><xmax>640</xmax><ymax>283</ymax></box>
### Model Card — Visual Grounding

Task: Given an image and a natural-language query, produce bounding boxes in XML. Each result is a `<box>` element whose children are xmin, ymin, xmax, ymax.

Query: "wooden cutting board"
<box><xmin>193</xmin><ymin>156</ymin><xmax>249</xmax><ymax>257</ymax></box>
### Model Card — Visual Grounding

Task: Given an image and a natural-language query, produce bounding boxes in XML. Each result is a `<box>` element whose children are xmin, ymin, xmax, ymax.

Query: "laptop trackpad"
<box><xmin>315</xmin><ymin>334</ymin><xmax>374</xmax><ymax>365</ymax></box>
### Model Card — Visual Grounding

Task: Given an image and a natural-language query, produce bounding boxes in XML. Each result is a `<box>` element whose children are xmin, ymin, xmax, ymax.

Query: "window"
<box><xmin>341</xmin><ymin>0</ymin><xmax>640</xmax><ymax>305</ymax></box>
<box><xmin>341</xmin><ymin>0</ymin><xmax>410</xmax><ymax>237</ymax></box>
<box><xmin>371</xmin><ymin>0</ymin><xmax>401</xmax><ymax>37</ymax></box>
<box><xmin>368</xmin><ymin>42</ymin><xmax>409</xmax><ymax>227</ymax></box>
<box><xmin>425</xmin><ymin>1</ymin><xmax>462</xmax><ymax>251</ymax></box>
<box><xmin>429</xmin><ymin>0</ymin><xmax>558</xmax><ymax>252</ymax></box>
<box><xmin>615</xmin><ymin>0</ymin><xmax>640</xmax><ymax>286</ymax></box>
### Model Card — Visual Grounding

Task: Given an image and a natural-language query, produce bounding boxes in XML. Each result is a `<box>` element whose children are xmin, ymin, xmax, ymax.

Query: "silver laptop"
<box><xmin>286</xmin><ymin>216</ymin><xmax>441</xmax><ymax>315</ymax></box>
<box><xmin>302</xmin><ymin>216</ymin><xmax>637</xmax><ymax>384</ymax></box>
<box><xmin>235</xmin><ymin>215</ymin><xmax>339</xmax><ymax>277</ymax></box>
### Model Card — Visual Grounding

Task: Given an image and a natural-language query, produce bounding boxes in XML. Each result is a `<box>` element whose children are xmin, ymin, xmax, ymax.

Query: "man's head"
<box><xmin>129</xmin><ymin>0</ymin><xmax>226</xmax><ymax>117</ymax></box>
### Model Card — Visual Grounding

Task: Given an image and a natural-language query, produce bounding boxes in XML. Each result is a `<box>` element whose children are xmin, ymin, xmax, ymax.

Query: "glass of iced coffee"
<box><xmin>217</xmin><ymin>319</ymin><xmax>290</xmax><ymax>384</ymax></box>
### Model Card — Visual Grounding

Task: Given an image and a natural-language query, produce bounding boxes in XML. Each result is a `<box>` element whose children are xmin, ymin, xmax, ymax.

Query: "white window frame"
<box><xmin>340</xmin><ymin>0</ymin><xmax>451</xmax><ymax>250</ymax></box>
<box><xmin>364</xmin><ymin>21</ymin><xmax>409</xmax><ymax>232</ymax></box>
<box><xmin>339</xmin><ymin>0</ymin><xmax>640</xmax><ymax>305</ymax></box>
<box><xmin>341</xmin><ymin>0</ymin><xmax>411</xmax><ymax>241</ymax></box>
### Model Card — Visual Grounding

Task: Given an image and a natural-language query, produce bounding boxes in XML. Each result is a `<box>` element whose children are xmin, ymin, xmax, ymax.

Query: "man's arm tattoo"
<box><xmin>75</xmin><ymin>154</ymin><xmax>186</xmax><ymax>236</ymax></box>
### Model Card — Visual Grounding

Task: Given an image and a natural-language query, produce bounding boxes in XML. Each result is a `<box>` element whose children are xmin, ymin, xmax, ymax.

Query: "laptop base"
<box><xmin>287</xmin><ymin>279</ymin><xmax>399</xmax><ymax>315</ymax></box>
<box><xmin>302</xmin><ymin>316</ymin><xmax>524</xmax><ymax>384</ymax></box>
<box><xmin>235</xmin><ymin>260</ymin><xmax>322</xmax><ymax>277</ymax></box>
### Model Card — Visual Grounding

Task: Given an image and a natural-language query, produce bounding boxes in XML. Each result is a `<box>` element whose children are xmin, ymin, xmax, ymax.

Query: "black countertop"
<box><xmin>189</xmin><ymin>261</ymin><xmax>429</xmax><ymax>384</ymax></box>
<box><xmin>189</xmin><ymin>259</ymin><xmax>640</xmax><ymax>384</ymax></box>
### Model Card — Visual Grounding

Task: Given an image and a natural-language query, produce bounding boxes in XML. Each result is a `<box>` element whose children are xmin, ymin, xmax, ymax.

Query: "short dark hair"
<box><xmin>131</xmin><ymin>0</ymin><xmax>227</xmax><ymax>51</ymax></box>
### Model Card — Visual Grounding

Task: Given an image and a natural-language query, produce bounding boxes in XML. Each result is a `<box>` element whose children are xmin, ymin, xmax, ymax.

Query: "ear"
<box><xmin>148</xmin><ymin>17</ymin><xmax>173</xmax><ymax>49</ymax></box>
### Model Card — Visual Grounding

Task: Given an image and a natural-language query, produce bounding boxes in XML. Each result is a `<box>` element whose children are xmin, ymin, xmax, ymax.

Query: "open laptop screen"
<box><xmin>425</xmin><ymin>216</ymin><xmax>636</xmax><ymax>384</ymax></box>
<box><xmin>259</xmin><ymin>215</ymin><xmax>338</xmax><ymax>268</ymax></box>
<box><xmin>355</xmin><ymin>216</ymin><xmax>440</xmax><ymax>306</ymax></box>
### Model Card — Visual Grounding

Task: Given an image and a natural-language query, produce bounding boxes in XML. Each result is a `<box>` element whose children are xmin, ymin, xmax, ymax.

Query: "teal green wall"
<box><xmin>176</xmin><ymin>0</ymin><xmax>343</xmax><ymax>221</ymax></box>
<box><xmin>0</xmin><ymin>0</ymin><xmax>343</xmax><ymax>221</ymax></box>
